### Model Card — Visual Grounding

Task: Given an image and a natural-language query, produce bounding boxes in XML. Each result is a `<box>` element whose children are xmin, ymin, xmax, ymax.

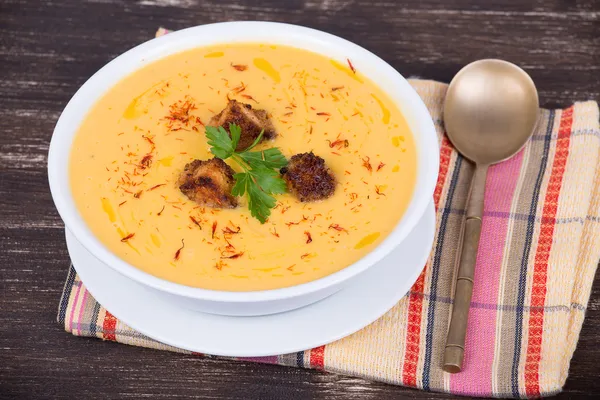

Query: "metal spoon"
<box><xmin>442</xmin><ymin>59</ymin><xmax>539</xmax><ymax>373</ymax></box>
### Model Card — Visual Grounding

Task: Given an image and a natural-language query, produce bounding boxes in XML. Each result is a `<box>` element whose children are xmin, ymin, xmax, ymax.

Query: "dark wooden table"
<box><xmin>1</xmin><ymin>1</ymin><xmax>599</xmax><ymax>398</ymax></box>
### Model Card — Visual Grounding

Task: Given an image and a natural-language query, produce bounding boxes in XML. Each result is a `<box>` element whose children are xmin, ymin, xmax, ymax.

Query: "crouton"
<box><xmin>280</xmin><ymin>152</ymin><xmax>336</xmax><ymax>202</ymax></box>
<box><xmin>178</xmin><ymin>158</ymin><xmax>238</xmax><ymax>208</ymax></box>
<box><xmin>208</xmin><ymin>100</ymin><xmax>276</xmax><ymax>151</ymax></box>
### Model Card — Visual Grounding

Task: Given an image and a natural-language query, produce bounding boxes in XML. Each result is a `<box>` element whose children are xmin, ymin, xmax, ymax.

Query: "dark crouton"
<box><xmin>280</xmin><ymin>152</ymin><xmax>336</xmax><ymax>202</ymax></box>
<box><xmin>178</xmin><ymin>158</ymin><xmax>238</xmax><ymax>208</ymax></box>
<box><xmin>208</xmin><ymin>100</ymin><xmax>276</xmax><ymax>151</ymax></box>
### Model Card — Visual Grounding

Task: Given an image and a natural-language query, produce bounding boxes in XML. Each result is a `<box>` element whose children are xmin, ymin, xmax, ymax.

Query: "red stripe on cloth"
<box><xmin>524</xmin><ymin>107</ymin><xmax>573</xmax><ymax>397</ymax></box>
<box><xmin>310</xmin><ymin>346</ymin><xmax>326</xmax><ymax>369</ymax></box>
<box><xmin>402</xmin><ymin>272</ymin><xmax>426</xmax><ymax>387</ymax></box>
<box><xmin>434</xmin><ymin>136</ymin><xmax>453</xmax><ymax>207</ymax></box>
<box><xmin>102</xmin><ymin>310</ymin><xmax>117</xmax><ymax>342</ymax></box>
<box><xmin>402</xmin><ymin>135</ymin><xmax>453</xmax><ymax>387</ymax></box>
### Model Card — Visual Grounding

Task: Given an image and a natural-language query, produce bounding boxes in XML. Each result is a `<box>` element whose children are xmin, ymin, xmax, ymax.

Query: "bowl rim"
<box><xmin>48</xmin><ymin>21</ymin><xmax>439</xmax><ymax>302</ymax></box>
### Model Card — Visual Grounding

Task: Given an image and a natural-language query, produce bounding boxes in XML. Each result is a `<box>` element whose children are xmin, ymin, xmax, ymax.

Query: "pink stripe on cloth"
<box><xmin>451</xmin><ymin>148</ymin><xmax>525</xmax><ymax>394</ymax></box>
<box><xmin>67</xmin><ymin>279</ymin><xmax>83</xmax><ymax>333</ymax></box>
<box><xmin>75</xmin><ymin>290</ymin><xmax>89</xmax><ymax>336</ymax></box>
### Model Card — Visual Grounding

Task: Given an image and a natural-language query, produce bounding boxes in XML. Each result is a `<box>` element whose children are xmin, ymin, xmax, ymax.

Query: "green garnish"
<box><xmin>205</xmin><ymin>123</ymin><xmax>288</xmax><ymax>223</ymax></box>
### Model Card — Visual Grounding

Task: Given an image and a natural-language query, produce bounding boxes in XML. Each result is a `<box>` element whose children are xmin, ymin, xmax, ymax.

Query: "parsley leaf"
<box><xmin>252</xmin><ymin>167</ymin><xmax>287</xmax><ymax>194</ymax></box>
<box><xmin>229</xmin><ymin>123</ymin><xmax>242</xmax><ymax>150</ymax></box>
<box><xmin>239</xmin><ymin>148</ymin><xmax>288</xmax><ymax>170</ymax></box>
<box><xmin>247</xmin><ymin>179</ymin><xmax>277</xmax><ymax>223</ymax></box>
<box><xmin>205</xmin><ymin>125</ymin><xmax>235</xmax><ymax>159</ymax></box>
<box><xmin>231</xmin><ymin>172</ymin><xmax>250</xmax><ymax>197</ymax></box>
<box><xmin>205</xmin><ymin>124</ymin><xmax>288</xmax><ymax>223</ymax></box>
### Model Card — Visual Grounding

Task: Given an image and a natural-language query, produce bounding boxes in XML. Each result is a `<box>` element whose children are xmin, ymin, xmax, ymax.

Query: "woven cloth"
<box><xmin>58</xmin><ymin>28</ymin><xmax>600</xmax><ymax>398</ymax></box>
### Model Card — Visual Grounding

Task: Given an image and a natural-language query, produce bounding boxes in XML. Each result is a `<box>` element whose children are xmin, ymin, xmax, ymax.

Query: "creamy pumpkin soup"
<box><xmin>70</xmin><ymin>44</ymin><xmax>416</xmax><ymax>291</ymax></box>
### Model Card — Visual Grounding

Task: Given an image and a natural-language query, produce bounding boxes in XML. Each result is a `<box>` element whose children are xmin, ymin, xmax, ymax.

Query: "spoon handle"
<box><xmin>443</xmin><ymin>163</ymin><xmax>488</xmax><ymax>373</ymax></box>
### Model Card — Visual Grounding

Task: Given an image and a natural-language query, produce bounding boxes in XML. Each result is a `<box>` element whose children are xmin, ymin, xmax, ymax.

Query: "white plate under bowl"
<box><xmin>67</xmin><ymin>202</ymin><xmax>435</xmax><ymax>357</ymax></box>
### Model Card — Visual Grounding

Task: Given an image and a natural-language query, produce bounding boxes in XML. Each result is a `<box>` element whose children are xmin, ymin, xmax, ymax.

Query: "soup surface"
<box><xmin>70</xmin><ymin>44</ymin><xmax>416</xmax><ymax>291</ymax></box>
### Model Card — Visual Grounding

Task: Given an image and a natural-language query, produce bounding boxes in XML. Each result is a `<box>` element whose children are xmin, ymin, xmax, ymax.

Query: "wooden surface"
<box><xmin>1</xmin><ymin>0</ymin><xmax>599</xmax><ymax>398</ymax></box>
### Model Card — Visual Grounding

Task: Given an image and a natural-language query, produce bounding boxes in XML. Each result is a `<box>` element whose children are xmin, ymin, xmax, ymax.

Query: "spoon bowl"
<box><xmin>444</xmin><ymin>59</ymin><xmax>539</xmax><ymax>164</ymax></box>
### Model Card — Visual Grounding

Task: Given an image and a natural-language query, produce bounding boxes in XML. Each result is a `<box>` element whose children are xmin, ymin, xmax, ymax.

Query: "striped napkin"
<box><xmin>58</xmin><ymin>28</ymin><xmax>600</xmax><ymax>398</ymax></box>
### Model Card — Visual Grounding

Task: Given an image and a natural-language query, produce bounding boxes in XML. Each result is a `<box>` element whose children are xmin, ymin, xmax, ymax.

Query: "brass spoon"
<box><xmin>442</xmin><ymin>59</ymin><xmax>539</xmax><ymax>373</ymax></box>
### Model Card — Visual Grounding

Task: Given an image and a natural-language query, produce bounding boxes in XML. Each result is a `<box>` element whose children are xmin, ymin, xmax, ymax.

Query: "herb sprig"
<box><xmin>205</xmin><ymin>123</ymin><xmax>288</xmax><ymax>223</ymax></box>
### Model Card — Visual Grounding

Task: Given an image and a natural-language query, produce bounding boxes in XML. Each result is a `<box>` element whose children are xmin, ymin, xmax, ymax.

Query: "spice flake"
<box><xmin>221</xmin><ymin>252</ymin><xmax>244</xmax><ymax>260</ymax></box>
<box><xmin>329</xmin><ymin>224</ymin><xmax>349</xmax><ymax>234</ymax></box>
<box><xmin>327</xmin><ymin>137</ymin><xmax>349</xmax><ymax>150</ymax></box>
<box><xmin>231</xmin><ymin>63</ymin><xmax>248</xmax><ymax>71</ymax></box>
<box><xmin>190</xmin><ymin>216</ymin><xmax>202</xmax><ymax>229</ymax></box>
<box><xmin>121</xmin><ymin>233</ymin><xmax>135</xmax><ymax>242</ymax></box>
<box><xmin>215</xmin><ymin>260</ymin><xmax>227</xmax><ymax>270</ymax></box>
<box><xmin>212</xmin><ymin>221</ymin><xmax>218</xmax><ymax>239</ymax></box>
<box><xmin>174</xmin><ymin>239</ymin><xmax>185</xmax><ymax>261</ymax></box>
<box><xmin>347</xmin><ymin>58</ymin><xmax>356</xmax><ymax>73</ymax></box>
<box><xmin>362</xmin><ymin>156</ymin><xmax>373</xmax><ymax>173</ymax></box>
<box><xmin>304</xmin><ymin>231</ymin><xmax>313</xmax><ymax>244</ymax></box>
<box><xmin>139</xmin><ymin>154</ymin><xmax>153</xmax><ymax>170</ymax></box>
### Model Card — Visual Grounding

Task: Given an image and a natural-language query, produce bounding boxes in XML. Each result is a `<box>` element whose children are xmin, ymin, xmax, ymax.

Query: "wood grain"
<box><xmin>1</xmin><ymin>0</ymin><xmax>599</xmax><ymax>398</ymax></box>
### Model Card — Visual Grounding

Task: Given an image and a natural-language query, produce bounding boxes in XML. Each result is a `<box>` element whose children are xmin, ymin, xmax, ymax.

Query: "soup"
<box><xmin>70</xmin><ymin>44</ymin><xmax>416</xmax><ymax>291</ymax></box>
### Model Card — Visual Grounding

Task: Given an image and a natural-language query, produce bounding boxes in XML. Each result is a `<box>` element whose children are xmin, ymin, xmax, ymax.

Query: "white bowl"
<box><xmin>48</xmin><ymin>22</ymin><xmax>439</xmax><ymax>316</ymax></box>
